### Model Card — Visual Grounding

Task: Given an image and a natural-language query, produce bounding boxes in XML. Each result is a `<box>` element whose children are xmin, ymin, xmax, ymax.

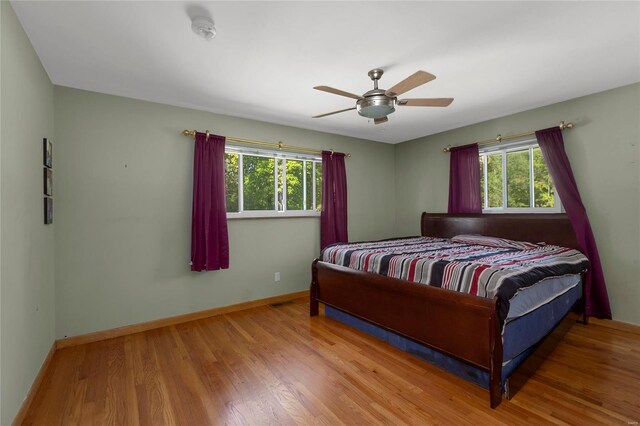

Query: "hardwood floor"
<box><xmin>22</xmin><ymin>298</ymin><xmax>640</xmax><ymax>425</ymax></box>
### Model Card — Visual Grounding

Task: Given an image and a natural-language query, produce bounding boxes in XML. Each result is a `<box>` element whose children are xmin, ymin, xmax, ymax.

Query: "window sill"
<box><xmin>482</xmin><ymin>208</ymin><xmax>562</xmax><ymax>214</ymax></box>
<box><xmin>227</xmin><ymin>211</ymin><xmax>320</xmax><ymax>220</ymax></box>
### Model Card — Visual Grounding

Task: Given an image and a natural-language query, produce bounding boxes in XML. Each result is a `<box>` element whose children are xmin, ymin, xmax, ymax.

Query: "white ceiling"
<box><xmin>11</xmin><ymin>1</ymin><xmax>640</xmax><ymax>144</ymax></box>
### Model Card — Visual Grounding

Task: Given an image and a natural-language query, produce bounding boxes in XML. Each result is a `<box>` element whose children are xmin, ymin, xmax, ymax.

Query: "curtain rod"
<box><xmin>442</xmin><ymin>121</ymin><xmax>574</xmax><ymax>153</ymax></box>
<box><xmin>181</xmin><ymin>129</ymin><xmax>351</xmax><ymax>158</ymax></box>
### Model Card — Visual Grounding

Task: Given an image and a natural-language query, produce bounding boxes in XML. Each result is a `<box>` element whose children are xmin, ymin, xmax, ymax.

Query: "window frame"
<box><xmin>225</xmin><ymin>146</ymin><xmax>322</xmax><ymax>219</ymax></box>
<box><xmin>480</xmin><ymin>139</ymin><xmax>562</xmax><ymax>214</ymax></box>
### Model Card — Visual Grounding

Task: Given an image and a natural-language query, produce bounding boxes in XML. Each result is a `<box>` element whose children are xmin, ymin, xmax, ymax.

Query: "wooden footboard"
<box><xmin>311</xmin><ymin>259</ymin><xmax>504</xmax><ymax>408</ymax></box>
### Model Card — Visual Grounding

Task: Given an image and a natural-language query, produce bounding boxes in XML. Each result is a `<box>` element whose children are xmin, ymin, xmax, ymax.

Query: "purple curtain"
<box><xmin>191</xmin><ymin>132</ymin><xmax>229</xmax><ymax>271</ymax></box>
<box><xmin>321</xmin><ymin>151</ymin><xmax>348</xmax><ymax>249</ymax></box>
<box><xmin>535</xmin><ymin>127</ymin><xmax>611</xmax><ymax>319</ymax></box>
<box><xmin>448</xmin><ymin>143</ymin><xmax>482</xmax><ymax>214</ymax></box>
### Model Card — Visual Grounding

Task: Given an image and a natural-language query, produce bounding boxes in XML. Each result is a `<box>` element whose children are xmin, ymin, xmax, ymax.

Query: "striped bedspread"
<box><xmin>321</xmin><ymin>236</ymin><xmax>589</xmax><ymax>318</ymax></box>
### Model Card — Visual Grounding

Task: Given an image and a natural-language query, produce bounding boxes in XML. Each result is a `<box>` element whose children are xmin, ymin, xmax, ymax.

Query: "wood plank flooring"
<box><xmin>21</xmin><ymin>298</ymin><xmax>640</xmax><ymax>425</ymax></box>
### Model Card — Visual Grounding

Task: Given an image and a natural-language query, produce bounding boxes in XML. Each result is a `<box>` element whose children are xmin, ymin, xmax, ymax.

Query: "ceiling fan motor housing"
<box><xmin>357</xmin><ymin>89</ymin><xmax>396</xmax><ymax>119</ymax></box>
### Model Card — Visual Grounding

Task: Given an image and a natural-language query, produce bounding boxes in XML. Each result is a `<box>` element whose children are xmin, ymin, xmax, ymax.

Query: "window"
<box><xmin>480</xmin><ymin>141</ymin><xmax>561</xmax><ymax>213</ymax></box>
<box><xmin>225</xmin><ymin>146</ymin><xmax>322</xmax><ymax>218</ymax></box>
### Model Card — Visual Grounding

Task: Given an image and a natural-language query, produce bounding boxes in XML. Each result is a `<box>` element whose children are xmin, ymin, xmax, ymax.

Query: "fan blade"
<box><xmin>385</xmin><ymin>71</ymin><xmax>436</xmax><ymax>97</ymax></box>
<box><xmin>314</xmin><ymin>86</ymin><xmax>362</xmax><ymax>100</ymax></box>
<box><xmin>397</xmin><ymin>98</ymin><xmax>454</xmax><ymax>107</ymax></box>
<box><xmin>312</xmin><ymin>107</ymin><xmax>356</xmax><ymax>118</ymax></box>
<box><xmin>374</xmin><ymin>117</ymin><xmax>388</xmax><ymax>125</ymax></box>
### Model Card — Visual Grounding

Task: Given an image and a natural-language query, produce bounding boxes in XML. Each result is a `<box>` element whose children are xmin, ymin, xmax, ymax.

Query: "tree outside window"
<box><xmin>479</xmin><ymin>143</ymin><xmax>559</xmax><ymax>213</ymax></box>
<box><xmin>225</xmin><ymin>150</ymin><xmax>322</xmax><ymax>217</ymax></box>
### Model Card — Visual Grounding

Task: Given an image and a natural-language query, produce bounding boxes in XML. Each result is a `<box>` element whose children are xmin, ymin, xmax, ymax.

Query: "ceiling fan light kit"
<box><xmin>357</xmin><ymin>93</ymin><xmax>395</xmax><ymax>119</ymax></box>
<box><xmin>313</xmin><ymin>68</ymin><xmax>453</xmax><ymax>125</ymax></box>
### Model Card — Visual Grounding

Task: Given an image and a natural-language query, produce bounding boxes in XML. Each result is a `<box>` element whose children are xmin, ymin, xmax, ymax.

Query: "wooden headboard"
<box><xmin>421</xmin><ymin>212</ymin><xmax>579</xmax><ymax>250</ymax></box>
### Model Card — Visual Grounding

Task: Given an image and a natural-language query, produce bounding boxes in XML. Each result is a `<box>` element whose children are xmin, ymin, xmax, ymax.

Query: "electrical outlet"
<box><xmin>274</xmin><ymin>272</ymin><xmax>281</xmax><ymax>282</ymax></box>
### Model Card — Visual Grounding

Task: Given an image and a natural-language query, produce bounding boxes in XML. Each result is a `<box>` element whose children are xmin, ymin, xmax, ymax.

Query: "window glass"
<box><xmin>533</xmin><ymin>147</ymin><xmax>555</xmax><ymax>208</ymax></box>
<box><xmin>225</xmin><ymin>149</ymin><xmax>321</xmax><ymax>216</ymax></box>
<box><xmin>276</xmin><ymin>159</ymin><xmax>284</xmax><ymax>211</ymax></box>
<box><xmin>480</xmin><ymin>143</ymin><xmax>560</xmax><ymax>213</ymax></box>
<box><xmin>305</xmin><ymin>161</ymin><xmax>313</xmax><ymax>210</ymax></box>
<box><xmin>479</xmin><ymin>156</ymin><xmax>485</xmax><ymax>209</ymax></box>
<box><xmin>225</xmin><ymin>153</ymin><xmax>239</xmax><ymax>213</ymax></box>
<box><xmin>315</xmin><ymin>162</ymin><xmax>323</xmax><ymax>211</ymax></box>
<box><xmin>506</xmin><ymin>149</ymin><xmax>530</xmax><ymax>208</ymax></box>
<box><xmin>286</xmin><ymin>160</ymin><xmax>304</xmax><ymax>211</ymax></box>
<box><xmin>486</xmin><ymin>153</ymin><xmax>503</xmax><ymax>208</ymax></box>
<box><xmin>243</xmin><ymin>155</ymin><xmax>275</xmax><ymax>210</ymax></box>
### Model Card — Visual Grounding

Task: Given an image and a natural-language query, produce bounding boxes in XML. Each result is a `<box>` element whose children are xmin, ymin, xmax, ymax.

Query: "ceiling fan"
<box><xmin>312</xmin><ymin>69</ymin><xmax>453</xmax><ymax>125</ymax></box>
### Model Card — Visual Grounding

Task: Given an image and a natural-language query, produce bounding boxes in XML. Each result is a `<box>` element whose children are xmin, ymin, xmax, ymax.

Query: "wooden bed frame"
<box><xmin>310</xmin><ymin>212</ymin><xmax>585</xmax><ymax>408</ymax></box>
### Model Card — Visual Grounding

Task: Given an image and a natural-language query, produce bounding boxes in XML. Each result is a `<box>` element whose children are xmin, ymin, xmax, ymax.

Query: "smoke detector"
<box><xmin>191</xmin><ymin>16</ymin><xmax>216</xmax><ymax>41</ymax></box>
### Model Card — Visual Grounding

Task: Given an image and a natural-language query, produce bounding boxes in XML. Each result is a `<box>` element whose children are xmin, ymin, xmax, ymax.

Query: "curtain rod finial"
<box><xmin>559</xmin><ymin>121</ymin><xmax>574</xmax><ymax>130</ymax></box>
<box><xmin>443</xmin><ymin>145</ymin><xmax>451</xmax><ymax>153</ymax></box>
<box><xmin>183</xmin><ymin>129</ymin><xmax>196</xmax><ymax>137</ymax></box>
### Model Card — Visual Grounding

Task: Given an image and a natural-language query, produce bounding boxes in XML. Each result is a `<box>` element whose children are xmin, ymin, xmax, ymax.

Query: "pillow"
<box><xmin>451</xmin><ymin>234</ymin><xmax>542</xmax><ymax>250</ymax></box>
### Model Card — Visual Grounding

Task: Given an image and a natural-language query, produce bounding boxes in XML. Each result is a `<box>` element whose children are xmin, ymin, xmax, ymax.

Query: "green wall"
<box><xmin>53</xmin><ymin>87</ymin><xmax>397</xmax><ymax>339</ymax></box>
<box><xmin>395</xmin><ymin>83</ymin><xmax>640</xmax><ymax>324</ymax></box>
<box><xmin>0</xmin><ymin>3</ymin><xmax>56</xmax><ymax>424</ymax></box>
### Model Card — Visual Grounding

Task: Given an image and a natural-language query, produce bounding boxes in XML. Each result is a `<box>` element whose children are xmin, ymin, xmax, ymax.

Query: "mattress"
<box><xmin>506</xmin><ymin>273</ymin><xmax>580</xmax><ymax>321</ymax></box>
<box><xmin>321</xmin><ymin>236</ymin><xmax>588</xmax><ymax>323</ymax></box>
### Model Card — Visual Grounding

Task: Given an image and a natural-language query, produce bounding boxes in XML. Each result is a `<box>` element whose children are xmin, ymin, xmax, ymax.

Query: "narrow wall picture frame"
<box><xmin>44</xmin><ymin>168</ymin><xmax>53</xmax><ymax>196</ymax></box>
<box><xmin>44</xmin><ymin>197</ymin><xmax>53</xmax><ymax>224</ymax></box>
<box><xmin>43</xmin><ymin>138</ymin><xmax>52</xmax><ymax>168</ymax></box>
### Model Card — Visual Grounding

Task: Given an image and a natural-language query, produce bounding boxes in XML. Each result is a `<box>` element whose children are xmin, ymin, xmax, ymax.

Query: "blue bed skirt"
<box><xmin>324</xmin><ymin>283</ymin><xmax>581</xmax><ymax>392</ymax></box>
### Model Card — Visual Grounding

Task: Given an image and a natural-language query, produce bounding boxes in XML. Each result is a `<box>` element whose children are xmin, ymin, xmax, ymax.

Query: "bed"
<box><xmin>310</xmin><ymin>212</ymin><xmax>588</xmax><ymax>408</ymax></box>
